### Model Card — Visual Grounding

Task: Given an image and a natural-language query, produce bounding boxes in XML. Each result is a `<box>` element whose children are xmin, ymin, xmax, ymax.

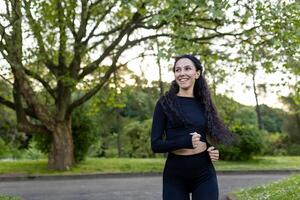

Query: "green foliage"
<box><xmin>287</xmin><ymin>144</ymin><xmax>300</xmax><ymax>156</ymax></box>
<box><xmin>213</xmin><ymin>94</ymin><xmax>241</xmax><ymax>126</ymax></box>
<box><xmin>20</xmin><ymin>142</ymin><xmax>45</xmax><ymax>160</ymax></box>
<box><xmin>72</xmin><ymin>106</ymin><xmax>98</xmax><ymax>163</ymax></box>
<box><xmin>260</xmin><ymin>105</ymin><xmax>285</xmax><ymax>133</ymax></box>
<box><xmin>33</xmin><ymin>132</ymin><xmax>51</xmax><ymax>156</ymax></box>
<box><xmin>219</xmin><ymin>124</ymin><xmax>263</xmax><ymax>161</ymax></box>
<box><xmin>0</xmin><ymin>136</ymin><xmax>45</xmax><ymax>160</ymax></box>
<box><xmin>122</xmin><ymin>86</ymin><xmax>158</xmax><ymax>120</ymax></box>
<box><xmin>233</xmin><ymin>107</ymin><xmax>257</xmax><ymax>127</ymax></box>
<box><xmin>122</xmin><ymin>118</ymin><xmax>153</xmax><ymax>158</ymax></box>
<box><xmin>281</xmin><ymin>94</ymin><xmax>300</xmax><ymax>145</ymax></box>
<box><xmin>0</xmin><ymin>138</ymin><xmax>10</xmax><ymax>159</ymax></box>
<box><xmin>261</xmin><ymin>132</ymin><xmax>288</xmax><ymax>156</ymax></box>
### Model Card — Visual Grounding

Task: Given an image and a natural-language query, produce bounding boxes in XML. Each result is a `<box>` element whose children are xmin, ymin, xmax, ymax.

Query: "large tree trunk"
<box><xmin>48</xmin><ymin>119</ymin><xmax>74</xmax><ymax>170</ymax></box>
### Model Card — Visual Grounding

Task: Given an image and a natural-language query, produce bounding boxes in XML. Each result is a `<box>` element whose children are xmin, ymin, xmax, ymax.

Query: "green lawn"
<box><xmin>0</xmin><ymin>156</ymin><xmax>299</xmax><ymax>175</ymax></box>
<box><xmin>215</xmin><ymin>156</ymin><xmax>300</xmax><ymax>171</ymax></box>
<box><xmin>233</xmin><ymin>174</ymin><xmax>300</xmax><ymax>200</ymax></box>
<box><xmin>0</xmin><ymin>195</ymin><xmax>21</xmax><ymax>200</ymax></box>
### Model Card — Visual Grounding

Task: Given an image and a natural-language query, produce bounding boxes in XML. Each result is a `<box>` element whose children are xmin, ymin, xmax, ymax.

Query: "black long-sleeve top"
<box><xmin>151</xmin><ymin>96</ymin><xmax>208</xmax><ymax>153</ymax></box>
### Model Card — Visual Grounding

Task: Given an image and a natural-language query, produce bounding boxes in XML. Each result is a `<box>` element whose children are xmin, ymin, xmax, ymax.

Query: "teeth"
<box><xmin>179</xmin><ymin>78</ymin><xmax>188</xmax><ymax>82</ymax></box>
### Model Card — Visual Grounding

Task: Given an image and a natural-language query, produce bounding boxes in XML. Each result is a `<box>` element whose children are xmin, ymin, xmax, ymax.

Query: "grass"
<box><xmin>0</xmin><ymin>156</ymin><xmax>299</xmax><ymax>175</ymax></box>
<box><xmin>0</xmin><ymin>195</ymin><xmax>21</xmax><ymax>200</ymax></box>
<box><xmin>215</xmin><ymin>156</ymin><xmax>300</xmax><ymax>171</ymax></box>
<box><xmin>233</xmin><ymin>174</ymin><xmax>300</xmax><ymax>200</ymax></box>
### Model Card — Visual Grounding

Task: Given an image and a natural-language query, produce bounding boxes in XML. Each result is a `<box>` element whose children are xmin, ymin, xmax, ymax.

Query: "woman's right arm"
<box><xmin>151</xmin><ymin>101</ymin><xmax>194</xmax><ymax>153</ymax></box>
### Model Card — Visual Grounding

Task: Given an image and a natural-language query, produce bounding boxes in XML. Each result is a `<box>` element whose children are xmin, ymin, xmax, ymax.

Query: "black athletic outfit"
<box><xmin>151</xmin><ymin>96</ymin><xmax>219</xmax><ymax>200</ymax></box>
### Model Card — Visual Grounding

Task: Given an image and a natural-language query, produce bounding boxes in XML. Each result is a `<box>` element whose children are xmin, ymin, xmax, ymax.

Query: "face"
<box><xmin>174</xmin><ymin>58</ymin><xmax>201</xmax><ymax>91</ymax></box>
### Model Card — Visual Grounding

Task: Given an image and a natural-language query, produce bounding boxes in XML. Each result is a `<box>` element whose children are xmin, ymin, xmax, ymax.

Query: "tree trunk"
<box><xmin>113</xmin><ymin>71</ymin><xmax>122</xmax><ymax>157</ymax></box>
<box><xmin>116</xmin><ymin>108</ymin><xmax>122</xmax><ymax>157</ymax></box>
<box><xmin>252</xmin><ymin>70</ymin><xmax>264</xmax><ymax>130</ymax></box>
<box><xmin>48</xmin><ymin>119</ymin><xmax>74</xmax><ymax>170</ymax></box>
<box><xmin>156</xmin><ymin>39</ymin><xmax>164</xmax><ymax>97</ymax></box>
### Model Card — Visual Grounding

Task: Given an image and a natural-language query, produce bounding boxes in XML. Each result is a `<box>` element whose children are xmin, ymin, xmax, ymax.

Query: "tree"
<box><xmin>0</xmin><ymin>0</ymin><xmax>253</xmax><ymax>170</ymax></box>
<box><xmin>254</xmin><ymin>0</ymin><xmax>300</xmax><ymax>105</ymax></box>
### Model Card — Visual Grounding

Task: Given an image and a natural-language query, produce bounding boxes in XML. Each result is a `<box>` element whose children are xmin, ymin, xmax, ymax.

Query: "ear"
<box><xmin>196</xmin><ymin>71</ymin><xmax>201</xmax><ymax>79</ymax></box>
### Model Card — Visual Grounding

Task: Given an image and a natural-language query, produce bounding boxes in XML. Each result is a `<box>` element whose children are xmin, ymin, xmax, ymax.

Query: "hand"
<box><xmin>190</xmin><ymin>132</ymin><xmax>201</xmax><ymax>149</ymax></box>
<box><xmin>207</xmin><ymin>146</ymin><xmax>219</xmax><ymax>162</ymax></box>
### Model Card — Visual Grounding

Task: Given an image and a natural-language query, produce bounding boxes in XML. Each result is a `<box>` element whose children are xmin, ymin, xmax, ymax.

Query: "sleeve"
<box><xmin>151</xmin><ymin>101</ymin><xmax>194</xmax><ymax>153</ymax></box>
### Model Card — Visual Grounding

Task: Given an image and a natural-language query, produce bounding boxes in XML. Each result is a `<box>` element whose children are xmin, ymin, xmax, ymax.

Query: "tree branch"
<box><xmin>8</xmin><ymin>1</ymin><xmax>56</xmax><ymax>130</ymax></box>
<box><xmin>14</xmin><ymin>86</ymin><xmax>50</xmax><ymax>134</ymax></box>
<box><xmin>83</xmin><ymin>4</ymin><xmax>115</xmax><ymax>43</ymax></box>
<box><xmin>78</xmin><ymin>10</ymin><xmax>143</xmax><ymax>80</ymax></box>
<box><xmin>57</xmin><ymin>1</ymin><xmax>67</xmax><ymax>68</ymax></box>
<box><xmin>23</xmin><ymin>1</ymin><xmax>57</xmax><ymax>75</ymax></box>
<box><xmin>77</xmin><ymin>0</ymin><xmax>89</xmax><ymax>41</ymax></box>
<box><xmin>0</xmin><ymin>73</ymin><xmax>13</xmax><ymax>85</ymax></box>
<box><xmin>0</xmin><ymin>95</ymin><xmax>15</xmax><ymax>110</ymax></box>
<box><xmin>67</xmin><ymin>37</ymin><xmax>133</xmax><ymax>114</ymax></box>
<box><xmin>23</xmin><ymin>67</ymin><xmax>56</xmax><ymax>99</ymax></box>
<box><xmin>0</xmin><ymin>95</ymin><xmax>37</xmax><ymax>119</ymax></box>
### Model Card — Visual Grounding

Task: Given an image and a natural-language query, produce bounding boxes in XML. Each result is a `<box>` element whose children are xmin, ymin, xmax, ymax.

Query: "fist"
<box><xmin>190</xmin><ymin>132</ymin><xmax>201</xmax><ymax>148</ymax></box>
<box><xmin>207</xmin><ymin>146</ymin><xmax>219</xmax><ymax>161</ymax></box>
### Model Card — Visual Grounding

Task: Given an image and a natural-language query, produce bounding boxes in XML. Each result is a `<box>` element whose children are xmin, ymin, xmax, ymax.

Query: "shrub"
<box><xmin>261</xmin><ymin>132</ymin><xmax>288</xmax><ymax>156</ymax></box>
<box><xmin>0</xmin><ymin>138</ymin><xmax>10</xmax><ymax>159</ymax></box>
<box><xmin>122</xmin><ymin>119</ymin><xmax>153</xmax><ymax>158</ymax></box>
<box><xmin>219</xmin><ymin>124</ymin><xmax>263</xmax><ymax>161</ymax></box>
<box><xmin>287</xmin><ymin>144</ymin><xmax>300</xmax><ymax>155</ymax></box>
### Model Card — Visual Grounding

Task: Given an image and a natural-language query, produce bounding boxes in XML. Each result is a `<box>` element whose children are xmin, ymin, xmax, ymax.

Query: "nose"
<box><xmin>178</xmin><ymin>70</ymin><xmax>185</xmax><ymax>76</ymax></box>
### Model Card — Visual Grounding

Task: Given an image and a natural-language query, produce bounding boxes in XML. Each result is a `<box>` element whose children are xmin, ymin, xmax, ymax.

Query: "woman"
<box><xmin>151</xmin><ymin>54</ymin><xmax>233</xmax><ymax>200</ymax></box>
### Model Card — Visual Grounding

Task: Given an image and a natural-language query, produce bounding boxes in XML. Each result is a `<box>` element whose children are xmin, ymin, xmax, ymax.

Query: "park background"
<box><xmin>0</xmin><ymin>0</ymin><xmax>299</xmax><ymax>199</ymax></box>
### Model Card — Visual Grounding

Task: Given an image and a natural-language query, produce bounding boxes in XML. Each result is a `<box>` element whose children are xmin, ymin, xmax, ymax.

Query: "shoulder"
<box><xmin>154</xmin><ymin>96</ymin><xmax>165</xmax><ymax>111</ymax></box>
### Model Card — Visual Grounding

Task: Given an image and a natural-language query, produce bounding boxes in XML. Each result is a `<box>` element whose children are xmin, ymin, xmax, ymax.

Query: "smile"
<box><xmin>178</xmin><ymin>78</ymin><xmax>189</xmax><ymax>83</ymax></box>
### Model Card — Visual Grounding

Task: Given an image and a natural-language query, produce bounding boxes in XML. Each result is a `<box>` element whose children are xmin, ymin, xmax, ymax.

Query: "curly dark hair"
<box><xmin>159</xmin><ymin>54</ymin><xmax>234</xmax><ymax>145</ymax></box>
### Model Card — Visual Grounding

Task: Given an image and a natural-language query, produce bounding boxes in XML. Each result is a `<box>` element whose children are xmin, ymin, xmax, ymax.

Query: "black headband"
<box><xmin>173</xmin><ymin>54</ymin><xmax>203</xmax><ymax>72</ymax></box>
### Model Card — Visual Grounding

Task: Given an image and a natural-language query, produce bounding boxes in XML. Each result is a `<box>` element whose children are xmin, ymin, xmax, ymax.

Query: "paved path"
<box><xmin>0</xmin><ymin>173</ymin><xmax>291</xmax><ymax>200</ymax></box>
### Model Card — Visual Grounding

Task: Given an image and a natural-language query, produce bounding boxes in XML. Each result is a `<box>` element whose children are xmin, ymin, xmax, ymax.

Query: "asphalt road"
<box><xmin>0</xmin><ymin>173</ymin><xmax>290</xmax><ymax>200</ymax></box>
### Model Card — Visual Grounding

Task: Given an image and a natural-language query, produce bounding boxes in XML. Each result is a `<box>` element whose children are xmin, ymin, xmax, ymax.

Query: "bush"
<box><xmin>219</xmin><ymin>124</ymin><xmax>263</xmax><ymax>161</ymax></box>
<box><xmin>0</xmin><ymin>138</ymin><xmax>10</xmax><ymax>159</ymax></box>
<box><xmin>287</xmin><ymin>144</ymin><xmax>300</xmax><ymax>155</ymax></box>
<box><xmin>72</xmin><ymin>107</ymin><xmax>98</xmax><ymax>162</ymax></box>
<box><xmin>122</xmin><ymin>119</ymin><xmax>153</xmax><ymax>158</ymax></box>
<box><xmin>261</xmin><ymin>132</ymin><xmax>288</xmax><ymax>156</ymax></box>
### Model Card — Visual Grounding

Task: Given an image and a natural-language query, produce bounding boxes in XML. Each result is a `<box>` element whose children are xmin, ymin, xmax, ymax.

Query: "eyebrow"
<box><xmin>175</xmin><ymin>65</ymin><xmax>193</xmax><ymax>68</ymax></box>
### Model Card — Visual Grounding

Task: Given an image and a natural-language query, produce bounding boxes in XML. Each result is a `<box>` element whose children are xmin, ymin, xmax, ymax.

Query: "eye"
<box><xmin>184</xmin><ymin>66</ymin><xmax>191</xmax><ymax>70</ymax></box>
<box><xmin>175</xmin><ymin>68</ymin><xmax>181</xmax><ymax>72</ymax></box>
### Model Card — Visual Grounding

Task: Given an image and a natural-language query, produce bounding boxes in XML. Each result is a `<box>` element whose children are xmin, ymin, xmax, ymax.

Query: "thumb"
<box><xmin>189</xmin><ymin>132</ymin><xmax>198</xmax><ymax>135</ymax></box>
<box><xmin>207</xmin><ymin>146</ymin><xmax>215</xmax><ymax>151</ymax></box>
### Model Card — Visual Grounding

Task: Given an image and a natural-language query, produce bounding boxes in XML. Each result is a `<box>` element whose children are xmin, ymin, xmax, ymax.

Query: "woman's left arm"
<box><xmin>207</xmin><ymin>146</ymin><xmax>219</xmax><ymax>161</ymax></box>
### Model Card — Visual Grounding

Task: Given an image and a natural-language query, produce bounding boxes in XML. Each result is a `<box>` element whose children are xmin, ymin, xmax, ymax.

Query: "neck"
<box><xmin>177</xmin><ymin>88</ymin><xmax>194</xmax><ymax>97</ymax></box>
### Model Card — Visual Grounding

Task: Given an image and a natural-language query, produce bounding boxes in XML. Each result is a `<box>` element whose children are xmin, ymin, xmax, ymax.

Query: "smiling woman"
<box><xmin>174</xmin><ymin>58</ymin><xmax>201</xmax><ymax>92</ymax></box>
<box><xmin>151</xmin><ymin>54</ymin><xmax>234</xmax><ymax>200</ymax></box>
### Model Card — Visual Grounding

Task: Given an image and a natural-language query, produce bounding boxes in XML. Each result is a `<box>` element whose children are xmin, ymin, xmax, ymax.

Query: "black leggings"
<box><xmin>163</xmin><ymin>150</ymin><xmax>219</xmax><ymax>200</ymax></box>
